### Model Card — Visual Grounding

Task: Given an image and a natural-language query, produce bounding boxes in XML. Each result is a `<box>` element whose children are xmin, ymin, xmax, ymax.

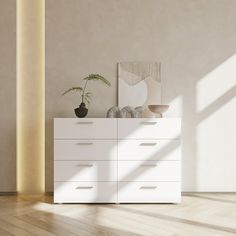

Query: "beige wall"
<box><xmin>0</xmin><ymin>0</ymin><xmax>16</xmax><ymax>192</ymax></box>
<box><xmin>46</xmin><ymin>0</ymin><xmax>236</xmax><ymax>192</ymax></box>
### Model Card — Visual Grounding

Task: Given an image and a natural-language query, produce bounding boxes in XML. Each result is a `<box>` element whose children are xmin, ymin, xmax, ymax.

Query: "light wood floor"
<box><xmin>0</xmin><ymin>194</ymin><xmax>235</xmax><ymax>236</ymax></box>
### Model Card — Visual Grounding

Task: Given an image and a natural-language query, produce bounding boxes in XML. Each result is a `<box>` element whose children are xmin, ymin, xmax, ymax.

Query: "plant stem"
<box><xmin>81</xmin><ymin>79</ymin><xmax>89</xmax><ymax>103</ymax></box>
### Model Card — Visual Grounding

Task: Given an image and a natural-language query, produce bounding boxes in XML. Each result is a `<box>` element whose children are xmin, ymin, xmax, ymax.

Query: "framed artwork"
<box><xmin>118</xmin><ymin>62</ymin><xmax>161</xmax><ymax>108</ymax></box>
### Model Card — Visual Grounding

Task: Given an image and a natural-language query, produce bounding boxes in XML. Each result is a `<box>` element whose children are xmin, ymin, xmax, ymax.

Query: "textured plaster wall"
<box><xmin>0</xmin><ymin>0</ymin><xmax>16</xmax><ymax>192</ymax></box>
<box><xmin>46</xmin><ymin>0</ymin><xmax>236</xmax><ymax>192</ymax></box>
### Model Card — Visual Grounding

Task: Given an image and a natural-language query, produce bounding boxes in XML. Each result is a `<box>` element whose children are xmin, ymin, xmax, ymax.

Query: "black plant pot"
<box><xmin>74</xmin><ymin>102</ymin><xmax>88</xmax><ymax>118</ymax></box>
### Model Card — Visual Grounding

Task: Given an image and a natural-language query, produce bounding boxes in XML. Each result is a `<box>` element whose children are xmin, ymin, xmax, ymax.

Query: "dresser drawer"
<box><xmin>118</xmin><ymin>182</ymin><xmax>181</xmax><ymax>203</ymax></box>
<box><xmin>118</xmin><ymin>118</ymin><xmax>181</xmax><ymax>139</ymax></box>
<box><xmin>54</xmin><ymin>161</ymin><xmax>117</xmax><ymax>181</ymax></box>
<box><xmin>118</xmin><ymin>140</ymin><xmax>180</xmax><ymax>161</ymax></box>
<box><xmin>54</xmin><ymin>118</ymin><xmax>117</xmax><ymax>139</ymax></box>
<box><xmin>54</xmin><ymin>140</ymin><xmax>117</xmax><ymax>161</ymax></box>
<box><xmin>118</xmin><ymin>161</ymin><xmax>180</xmax><ymax>182</ymax></box>
<box><xmin>54</xmin><ymin>182</ymin><xmax>117</xmax><ymax>203</ymax></box>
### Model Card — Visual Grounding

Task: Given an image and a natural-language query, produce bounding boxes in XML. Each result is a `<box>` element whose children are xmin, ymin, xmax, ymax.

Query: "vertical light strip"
<box><xmin>17</xmin><ymin>0</ymin><xmax>45</xmax><ymax>194</ymax></box>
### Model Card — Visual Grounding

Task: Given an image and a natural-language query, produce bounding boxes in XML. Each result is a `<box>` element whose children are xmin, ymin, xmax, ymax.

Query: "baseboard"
<box><xmin>0</xmin><ymin>192</ymin><xmax>17</xmax><ymax>196</ymax></box>
<box><xmin>0</xmin><ymin>192</ymin><xmax>53</xmax><ymax>196</ymax></box>
<box><xmin>183</xmin><ymin>192</ymin><xmax>236</xmax><ymax>194</ymax></box>
<box><xmin>0</xmin><ymin>192</ymin><xmax>234</xmax><ymax>196</ymax></box>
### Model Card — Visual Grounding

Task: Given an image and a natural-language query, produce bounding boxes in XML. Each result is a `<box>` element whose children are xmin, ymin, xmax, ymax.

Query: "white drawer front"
<box><xmin>54</xmin><ymin>118</ymin><xmax>117</xmax><ymax>139</ymax></box>
<box><xmin>54</xmin><ymin>140</ymin><xmax>117</xmax><ymax>161</ymax></box>
<box><xmin>54</xmin><ymin>161</ymin><xmax>117</xmax><ymax>182</ymax></box>
<box><xmin>118</xmin><ymin>118</ymin><xmax>181</xmax><ymax>139</ymax></box>
<box><xmin>118</xmin><ymin>140</ymin><xmax>180</xmax><ymax>161</ymax></box>
<box><xmin>54</xmin><ymin>182</ymin><xmax>117</xmax><ymax>203</ymax></box>
<box><xmin>118</xmin><ymin>161</ymin><xmax>180</xmax><ymax>182</ymax></box>
<box><xmin>118</xmin><ymin>182</ymin><xmax>181</xmax><ymax>203</ymax></box>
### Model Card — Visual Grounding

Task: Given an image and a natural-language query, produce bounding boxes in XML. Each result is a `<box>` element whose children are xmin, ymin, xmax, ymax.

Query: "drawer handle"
<box><xmin>141</xmin><ymin>121</ymin><xmax>157</xmax><ymax>125</ymax></box>
<box><xmin>76</xmin><ymin>142</ymin><xmax>93</xmax><ymax>146</ymax></box>
<box><xmin>140</xmin><ymin>143</ymin><xmax>157</xmax><ymax>146</ymax></box>
<box><xmin>140</xmin><ymin>186</ymin><xmax>157</xmax><ymax>190</ymax></box>
<box><xmin>76</xmin><ymin>121</ymin><xmax>93</xmax><ymax>124</ymax></box>
<box><xmin>75</xmin><ymin>164</ymin><xmax>94</xmax><ymax>167</ymax></box>
<box><xmin>75</xmin><ymin>186</ymin><xmax>93</xmax><ymax>190</ymax></box>
<box><xmin>140</xmin><ymin>164</ymin><xmax>157</xmax><ymax>167</ymax></box>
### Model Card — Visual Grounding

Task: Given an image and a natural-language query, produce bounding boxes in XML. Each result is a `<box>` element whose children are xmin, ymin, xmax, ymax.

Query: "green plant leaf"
<box><xmin>85</xmin><ymin>92</ymin><xmax>93</xmax><ymax>96</ymax></box>
<box><xmin>62</xmin><ymin>87</ymin><xmax>83</xmax><ymax>96</ymax></box>
<box><xmin>83</xmin><ymin>74</ymin><xmax>111</xmax><ymax>87</ymax></box>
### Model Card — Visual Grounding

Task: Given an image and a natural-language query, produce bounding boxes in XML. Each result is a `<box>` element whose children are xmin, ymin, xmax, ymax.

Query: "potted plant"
<box><xmin>63</xmin><ymin>74</ymin><xmax>111</xmax><ymax>117</ymax></box>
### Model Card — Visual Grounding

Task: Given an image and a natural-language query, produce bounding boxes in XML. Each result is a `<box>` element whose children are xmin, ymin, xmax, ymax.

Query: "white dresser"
<box><xmin>54</xmin><ymin>118</ymin><xmax>181</xmax><ymax>203</ymax></box>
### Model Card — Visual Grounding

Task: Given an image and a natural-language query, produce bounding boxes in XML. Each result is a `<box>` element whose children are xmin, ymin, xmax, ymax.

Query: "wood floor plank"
<box><xmin>82</xmin><ymin>204</ymin><xmax>235</xmax><ymax>236</ymax></box>
<box><xmin>0</xmin><ymin>226</ymin><xmax>14</xmax><ymax>236</ymax></box>
<box><xmin>16</xmin><ymin>214</ymin><xmax>77</xmax><ymax>236</ymax></box>
<box><xmin>2</xmin><ymin>215</ymin><xmax>55</xmax><ymax>236</ymax></box>
<box><xmin>29</xmin><ymin>209</ymin><xmax>140</xmax><ymax>236</ymax></box>
<box><xmin>0</xmin><ymin>218</ymin><xmax>33</xmax><ymax>236</ymax></box>
<box><xmin>0</xmin><ymin>194</ymin><xmax>235</xmax><ymax>236</ymax></box>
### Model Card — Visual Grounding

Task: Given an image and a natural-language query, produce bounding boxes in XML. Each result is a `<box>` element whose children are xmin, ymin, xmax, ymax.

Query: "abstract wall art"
<box><xmin>118</xmin><ymin>62</ymin><xmax>162</xmax><ymax>113</ymax></box>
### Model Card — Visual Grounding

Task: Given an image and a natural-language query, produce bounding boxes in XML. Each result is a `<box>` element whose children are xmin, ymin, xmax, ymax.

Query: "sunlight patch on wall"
<box><xmin>165</xmin><ymin>95</ymin><xmax>183</xmax><ymax>117</ymax></box>
<box><xmin>197</xmin><ymin>54</ymin><xmax>236</xmax><ymax>113</ymax></box>
<box><xmin>196</xmin><ymin>54</ymin><xmax>236</xmax><ymax>191</ymax></box>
